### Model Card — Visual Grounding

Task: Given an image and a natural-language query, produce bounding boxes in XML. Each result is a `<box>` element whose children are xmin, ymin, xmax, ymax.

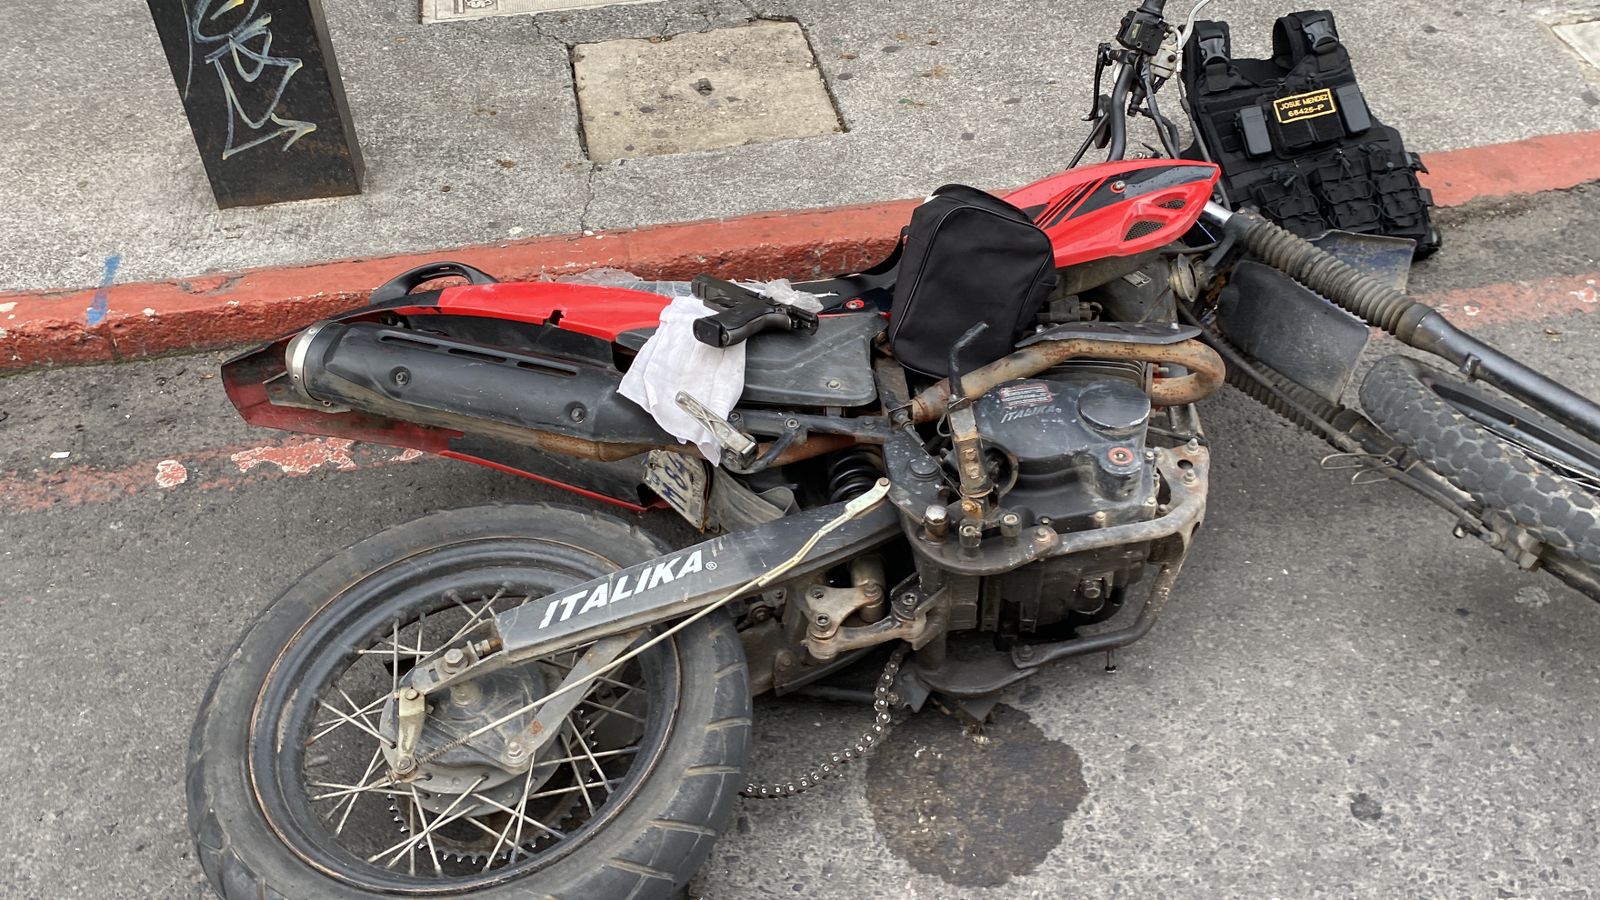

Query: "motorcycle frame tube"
<box><xmin>908</xmin><ymin>337</ymin><xmax>1225</xmax><ymax>423</ymax></box>
<box><xmin>406</xmin><ymin>500</ymin><xmax>904</xmax><ymax>697</ymax></box>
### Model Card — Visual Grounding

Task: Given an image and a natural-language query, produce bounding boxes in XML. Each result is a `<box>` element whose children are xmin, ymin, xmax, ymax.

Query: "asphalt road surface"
<box><xmin>3</xmin><ymin>185</ymin><xmax>1600</xmax><ymax>898</ymax></box>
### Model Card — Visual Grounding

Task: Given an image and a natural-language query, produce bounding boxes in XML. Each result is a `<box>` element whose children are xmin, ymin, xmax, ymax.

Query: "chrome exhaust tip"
<box><xmin>284</xmin><ymin>320</ymin><xmax>337</xmax><ymax>401</ymax></box>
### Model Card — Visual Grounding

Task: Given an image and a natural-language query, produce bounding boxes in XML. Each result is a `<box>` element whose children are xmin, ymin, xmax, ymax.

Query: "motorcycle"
<box><xmin>185</xmin><ymin>1</ymin><xmax>1600</xmax><ymax>897</ymax></box>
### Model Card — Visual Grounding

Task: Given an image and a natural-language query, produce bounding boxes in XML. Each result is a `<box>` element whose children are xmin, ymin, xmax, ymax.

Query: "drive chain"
<box><xmin>739</xmin><ymin>645</ymin><xmax>908</xmax><ymax>800</ymax></box>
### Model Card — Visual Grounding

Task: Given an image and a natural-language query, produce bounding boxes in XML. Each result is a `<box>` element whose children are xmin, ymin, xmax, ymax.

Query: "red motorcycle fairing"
<box><xmin>1004</xmin><ymin>159</ymin><xmax>1219</xmax><ymax>268</ymax></box>
<box><xmin>387</xmin><ymin>281</ymin><xmax>672</xmax><ymax>343</ymax></box>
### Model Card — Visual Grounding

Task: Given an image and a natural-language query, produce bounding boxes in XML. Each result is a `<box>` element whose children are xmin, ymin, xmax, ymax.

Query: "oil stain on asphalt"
<box><xmin>865</xmin><ymin>704</ymin><xmax>1086</xmax><ymax>887</ymax></box>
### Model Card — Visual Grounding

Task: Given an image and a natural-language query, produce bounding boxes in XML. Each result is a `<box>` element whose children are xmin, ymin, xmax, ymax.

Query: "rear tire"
<box><xmin>1360</xmin><ymin>356</ymin><xmax>1600</xmax><ymax>597</ymax></box>
<box><xmin>186</xmin><ymin>504</ymin><xmax>751</xmax><ymax>900</ymax></box>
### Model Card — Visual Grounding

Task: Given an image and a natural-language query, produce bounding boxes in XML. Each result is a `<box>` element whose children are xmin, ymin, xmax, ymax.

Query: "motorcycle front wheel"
<box><xmin>1360</xmin><ymin>355</ymin><xmax>1600</xmax><ymax>598</ymax></box>
<box><xmin>186</xmin><ymin>504</ymin><xmax>751</xmax><ymax>899</ymax></box>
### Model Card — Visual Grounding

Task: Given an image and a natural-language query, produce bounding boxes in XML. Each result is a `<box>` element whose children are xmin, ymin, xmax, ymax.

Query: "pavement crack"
<box><xmin>578</xmin><ymin>163</ymin><xmax>600</xmax><ymax>232</ymax></box>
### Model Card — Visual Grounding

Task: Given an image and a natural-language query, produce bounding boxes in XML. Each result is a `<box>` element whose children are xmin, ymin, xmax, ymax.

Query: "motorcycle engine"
<box><xmin>972</xmin><ymin>361</ymin><xmax>1157</xmax><ymax>526</ymax></box>
<box><xmin>967</xmin><ymin>361</ymin><xmax>1161</xmax><ymax>634</ymax></box>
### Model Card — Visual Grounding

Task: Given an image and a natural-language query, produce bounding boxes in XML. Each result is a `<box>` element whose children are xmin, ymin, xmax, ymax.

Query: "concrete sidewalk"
<box><xmin>4</xmin><ymin>0</ymin><xmax>1600</xmax><ymax>297</ymax></box>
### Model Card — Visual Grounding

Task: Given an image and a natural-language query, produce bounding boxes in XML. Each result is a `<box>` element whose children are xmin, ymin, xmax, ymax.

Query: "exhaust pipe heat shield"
<box><xmin>288</xmin><ymin>321</ymin><xmax>676</xmax><ymax>458</ymax></box>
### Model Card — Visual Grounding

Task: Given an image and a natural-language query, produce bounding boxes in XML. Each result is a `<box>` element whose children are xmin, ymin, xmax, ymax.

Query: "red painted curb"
<box><xmin>1416</xmin><ymin>131</ymin><xmax>1600</xmax><ymax>208</ymax></box>
<box><xmin>2</xmin><ymin>131</ymin><xmax>1596</xmax><ymax>372</ymax></box>
<box><xmin>0</xmin><ymin>199</ymin><xmax>917</xmax><ymax>372</ymax></box>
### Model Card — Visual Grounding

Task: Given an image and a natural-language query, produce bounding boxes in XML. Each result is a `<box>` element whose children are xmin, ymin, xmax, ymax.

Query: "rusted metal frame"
<box><xmin>908</xmin><ymin>337</ymin><xmax>1226</xmax><ymax>423</ymax></box>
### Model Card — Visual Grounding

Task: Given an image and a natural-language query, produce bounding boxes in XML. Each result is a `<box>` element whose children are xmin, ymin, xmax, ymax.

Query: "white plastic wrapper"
<box><xmin>555</xmin><ymin>267</ymin><xmax>697</xmax><ymax>300</ymax></box>
<box><xmin>747</xmin><ymin>278</ymin><xmax>827</xmax><ymax>313</ymax></box>
<box><xmin>558</xmin><ymin>269</ymin><xmax>829</xmax><ymax>311</ymax></box>
<box><xmin>618</xmin><ymin>296</ymin><xmax>746</xmax><ymax>465</ymax></box>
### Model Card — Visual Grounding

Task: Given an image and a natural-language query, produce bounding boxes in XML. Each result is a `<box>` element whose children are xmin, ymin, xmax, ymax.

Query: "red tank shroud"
<box><xmin>1005</xmin><ymin>159</ymin><xmax>1219</xmax><ymax>268</ymax></box>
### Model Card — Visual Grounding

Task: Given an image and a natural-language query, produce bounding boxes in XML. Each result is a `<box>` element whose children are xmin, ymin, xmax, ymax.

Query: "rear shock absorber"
<box><xmin>824</xmin><ymin>449</ymin><xmax>890</xmax><ymax>624</ymax></box>
<box><xmin>826</xmin><ymin>449</ymin><xmax>884</xmax><ymax>503</ymax></box>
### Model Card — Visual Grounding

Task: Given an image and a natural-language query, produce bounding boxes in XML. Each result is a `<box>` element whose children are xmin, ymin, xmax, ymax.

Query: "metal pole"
<box><xmin>144</xmin><ymin>0</ymin><xmax>364</xmax><ymax>208</ymax></box>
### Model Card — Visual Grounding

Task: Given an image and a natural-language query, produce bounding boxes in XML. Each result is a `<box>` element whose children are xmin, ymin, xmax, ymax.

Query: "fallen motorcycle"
<box><xmin>186</xmin><ymin>1</ymin><xmax>1600</xmax><ymax>896</ymax></box>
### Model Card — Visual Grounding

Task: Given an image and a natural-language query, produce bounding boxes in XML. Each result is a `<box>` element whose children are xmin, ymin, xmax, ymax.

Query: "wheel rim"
<box><xmin>246</xmin><ymin>537</ymin><xmax>680</xmax><ymax>893</ymax></box>
<box><xmin>1426</xmin><ymin>375</ymin><xmax>1600</xmax><ymax>494</ymax></box>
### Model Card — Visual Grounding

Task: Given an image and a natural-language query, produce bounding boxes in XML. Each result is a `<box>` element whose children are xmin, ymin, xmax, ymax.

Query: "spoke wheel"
<box><xmin>189</xmin><ymin>505</ymin><xmax>751</xmax><ymax>900</ymax></box>
<box><xmin>1361</xmin><ymin>356</ymin><xmax>1600</xmax><ymax>599</ymax></box>
<box><xmin>261</xmin><ymin>569</ymin><xmax>673</xmax><ymax>891</ymax></box>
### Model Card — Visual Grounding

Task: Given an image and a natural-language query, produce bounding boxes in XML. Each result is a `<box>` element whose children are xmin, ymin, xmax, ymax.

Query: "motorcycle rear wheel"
<box><xmin>1360</xmin><ymin>355</ymin><xmax>1600</xmax><ymax>599</ymax></box>
<box><xmin>186</xmin><ymin>504</ymin><xmax>750</xmax><ymax>899</ymax></box>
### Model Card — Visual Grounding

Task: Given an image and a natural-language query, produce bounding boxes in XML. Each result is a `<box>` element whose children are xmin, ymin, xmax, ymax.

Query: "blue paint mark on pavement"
<box><xmin>86</xmin><ymin>255</ymin><xmax>121</xmax><ymax>327</ymax></box>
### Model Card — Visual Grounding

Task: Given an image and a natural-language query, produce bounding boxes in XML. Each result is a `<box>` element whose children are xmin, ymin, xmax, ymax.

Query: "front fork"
<box><xmin>1199</xmin><ymin>202</ymin><xmax>1600</xmax><ymax>446</ymax></box>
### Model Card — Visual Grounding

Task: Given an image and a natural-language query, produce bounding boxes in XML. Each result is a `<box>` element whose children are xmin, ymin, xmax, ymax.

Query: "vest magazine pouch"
<box><xmin>1182</xmin><ymin>9</ymin><xmax>1440</xmax><ymax>257</ymax></box>
<box><xmin>888</xmin><ymin>184</ymin><xmax>1057</xmax><ymax>378</ymax></box>
<box><xmin>1310</xmin><ymin>153</ymin><xmax>1381</xmax><ymax>233</ymax></box>
<box><xmin>1250</xmin><ymin>172</ymin><xmax>1326</xmax><ymax>236</ymax></box>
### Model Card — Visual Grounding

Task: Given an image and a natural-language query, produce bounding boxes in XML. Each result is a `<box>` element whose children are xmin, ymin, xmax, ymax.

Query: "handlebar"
<box><xmin>1071</xmin><ymin>0</ymin><xmax>1205</xmax><ymax>166</ymax></box>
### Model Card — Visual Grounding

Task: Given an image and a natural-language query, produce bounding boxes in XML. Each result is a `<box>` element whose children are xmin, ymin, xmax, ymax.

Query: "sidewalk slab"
<box><xmin>4</xmin><ymin>0</ymin><xmax>1598</xmax><ymax>296</ymax></box>
<box><xmin>3</xmin><ymin>131</ymin><xmax>1599</xmax><ymax>372</ymax></box>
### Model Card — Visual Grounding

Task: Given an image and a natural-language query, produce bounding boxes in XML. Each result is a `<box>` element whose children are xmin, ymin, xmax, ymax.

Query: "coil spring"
<box><xmin>827</xmin><ymin>450</ymin><xmax>883</xmax><ymax>503</ymax></box>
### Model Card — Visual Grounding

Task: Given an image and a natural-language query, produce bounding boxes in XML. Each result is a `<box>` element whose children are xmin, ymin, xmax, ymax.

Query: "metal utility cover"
<box><xmin>573</xmin><ymin>21</ymin><xmax>842</xmax><ymax>162</ymax></box>
<box><xmin>422</xmin><ymin>0</ymin><xmax>651</xmax><ymax>24</ymax></box>
<box><xmin>1554</xmin><ymin>21</ymin><xmax>1600</xmax><ymax>70</ymax></box>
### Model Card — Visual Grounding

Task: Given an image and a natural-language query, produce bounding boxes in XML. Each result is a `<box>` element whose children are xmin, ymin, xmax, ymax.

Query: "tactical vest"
<box><xmin>1182</xmin><ymin>10</ymin><xmax>1440</xmax><ymax>256</ymax></box>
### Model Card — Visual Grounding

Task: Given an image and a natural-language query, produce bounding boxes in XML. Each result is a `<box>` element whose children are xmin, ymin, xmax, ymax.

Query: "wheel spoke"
<box><xmin>568</xmin><ymin>726</ymin><xmax>613</xmax><ymax>786</ymax></box>
<box><xmin>328</xmin><ymin>746</ymin><xmax>386</xmax><ymax>834</ymax></box>
<box><xmin>310</xmin><ymin>782</ymin><xmax>411</xmax><ymax>802</ymax></box>
<box><xmin>391</xmin><ymin>619</ymin><xmax>401</xmax><ymax>696</ymax></box>
<box><xmin>502</xmin><ymin>743</ymin><xmax>543</xmax><ymax>869</ymax></box>
<box><xmin>407</xmin><ymin>787</ymin><xmax>445</xmax><ymax>877</ymax></box>
<box><xmin>369</xmin><ymin>776</ymin><xmax>488</xmax><ymax>866</ymax></box>
<box><xmin>561</xmin><ymin>733</ymin><xmax>598</xmax><ymax>815</ymax></box>
<box><xmin>535</xmin><ymin>746</ymin><xmax>640</xmax><ymax>769</ymax></box>
<box><xmin>315</xmin><ymin>698</ymin><xmax>391</xmax><ymax>747</ymax></box>
<box><xmin>308</xmin><ymin>693</ymin><xmax>387</xmax><ymax>745</ymax></box>
<box><xmin>445</xmin><ymin>591</ymin><xmax>505</xmax><ymax>648</ymax></box>
<box><xmin>578</xmin><ymin>697</ymin><xmax>645</xmax><ymax>726</ymax></box>
<box><xmin>468</xmin><ymin>791</ymin><xmax>565</xmax><ymax>840</ymax></box>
